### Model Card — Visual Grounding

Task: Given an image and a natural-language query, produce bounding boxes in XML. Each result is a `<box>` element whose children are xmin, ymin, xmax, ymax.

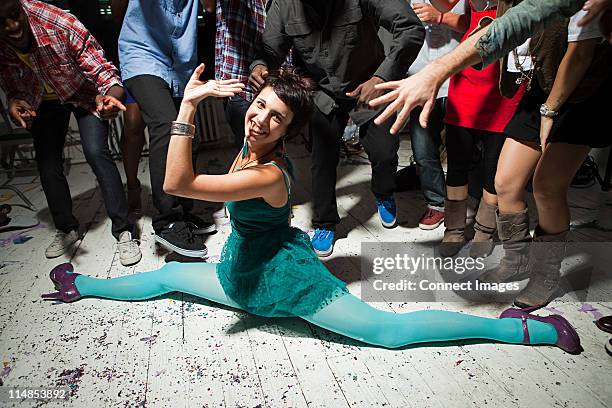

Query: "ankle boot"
<box><xmin>479</xmin><ymin>208</ymin><xmax>531</xmax><ymax>283</ymax></box>
<box><xmin>469</xmin><ymin>200</ymin><xmax>497</xmax><ymax>258</ymax></box>
<box><xmin>513</xmin><ymin>227</ymin><xmax>568</xmax><ymax>308</ymax></box>
<box><xmin>439</xmin><ymin>199</ymin><xmax>467</xmax><ymax>257</ymax></box>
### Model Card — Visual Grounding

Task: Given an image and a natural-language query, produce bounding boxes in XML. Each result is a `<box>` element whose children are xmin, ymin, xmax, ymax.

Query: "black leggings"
<box><xmin>445</xmin><ymin>125</ymin><xmax>505</xmax><ymax>195</ymax></box>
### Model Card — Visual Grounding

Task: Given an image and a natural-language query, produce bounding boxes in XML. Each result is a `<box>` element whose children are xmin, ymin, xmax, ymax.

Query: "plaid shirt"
<box><xmin>215</xmin><ymin>0</ymin><xmax>267</xmax><ymax>101</ymax></box>
<box><xmin>0</xmin><ymin>0</ymin><xmax>121</xmax><ymax>113</ymax></box>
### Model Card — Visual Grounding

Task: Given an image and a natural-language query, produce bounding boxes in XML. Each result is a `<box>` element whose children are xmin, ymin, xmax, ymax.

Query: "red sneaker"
<box><xmin>418</xmin><ymin>208</ymin><xmax>445</xmax><ymax>230</ymax></box>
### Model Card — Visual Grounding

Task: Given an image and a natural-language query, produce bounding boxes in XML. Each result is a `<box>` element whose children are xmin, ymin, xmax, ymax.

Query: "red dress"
<box><xmin>444</xmin><ymin>1</ymin><xmax>525</xmax><ymax>133</ymax></box>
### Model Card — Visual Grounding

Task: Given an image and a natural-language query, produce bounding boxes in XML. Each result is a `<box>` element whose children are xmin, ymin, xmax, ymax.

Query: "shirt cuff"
<box><xmin>249</xmin><ymin>59</ymin><xmax>268</xmax><ymax>72</ymax></box>
<box><xmin>373</xmin><ymin>59</ymin><xmax>398</xmax><ymax>83</ymax></box>
<box><xmin>100</xmin><ymin>78</ymin><xmax>123</xmax><ymax>96</ymax></box>
<box><xmin>474</xmin><ymin>32</ymin><xmax>498</xmax><ymax>69</ymax></box>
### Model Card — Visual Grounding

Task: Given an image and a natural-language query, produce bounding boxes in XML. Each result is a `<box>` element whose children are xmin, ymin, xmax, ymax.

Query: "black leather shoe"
<box><xmin>596</xmin><ymin>316</ymin><xmax>612</xmax><ymax>334</ymax></box>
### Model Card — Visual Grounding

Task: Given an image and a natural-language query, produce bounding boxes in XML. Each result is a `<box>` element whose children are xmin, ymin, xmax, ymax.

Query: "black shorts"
<box><xmin>504</xmin><ymin>75</ymin><xmax>611</xmax><ymax>148</ymax></box>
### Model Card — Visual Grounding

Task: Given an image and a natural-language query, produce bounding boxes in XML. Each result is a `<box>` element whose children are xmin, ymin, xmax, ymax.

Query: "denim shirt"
<box><xmin>475</xmin><ymin>0</ymin><xmax>584</xmax><ymax>67</ymax></box>
<box><xmin>118</xmin><ymin>0</ymin><xmax>200</xmax><ymax>97</ymax></box>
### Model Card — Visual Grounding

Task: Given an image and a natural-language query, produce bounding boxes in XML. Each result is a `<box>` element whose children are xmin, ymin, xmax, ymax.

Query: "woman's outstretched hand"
<box><xmin>183</xmin><ymin>64</ymin><xmax>245</xmax><ymax>107</ymax></box>
<box><xmin>369</xmin><ymin>68</ymin><xmax>441</xmax><ymax>134</ymax></box>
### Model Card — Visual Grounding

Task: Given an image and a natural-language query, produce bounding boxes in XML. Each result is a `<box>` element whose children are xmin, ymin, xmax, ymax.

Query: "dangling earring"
<box><xmin>241</xmin><ymin>136</ymin><xmax>248</xmax><ymax>159</ymax></box>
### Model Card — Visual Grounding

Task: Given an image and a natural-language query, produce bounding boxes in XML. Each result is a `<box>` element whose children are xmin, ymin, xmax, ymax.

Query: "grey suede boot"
<box><xmin>513</xmin><ymin>227</ymin><xmax>568</xmax><ymax>308</ymax></box>
<box><xmin>439</xmin><ymin>199</ymin><xmax>467</xmax><ymax>257</ymax></box>
<box><xmin>469</xmin><ymin>200</ymin><xmax>497</xmax><ymax>258</ymax></box>
<box><xmin>479</xmin><ymin>208</ymin><xmax>531</xmax><ymax>283</ymax></box>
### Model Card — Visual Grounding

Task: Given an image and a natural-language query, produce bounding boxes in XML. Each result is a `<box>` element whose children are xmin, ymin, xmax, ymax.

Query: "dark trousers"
<box><xmin>31</xmin><ymin>100</ymin><xmax>132</xmax><ymax>239</ymax></box>
<box><xmin>445</xmin><ymin>124</ymin><xmax>505</xmax><ymax>195</ymax></box>
<box><xmin>124</xmin><ymin>75</ymin><xmax>198</xmax><ymax>232</ymax></box>
<box><xmin>224</xmin><ymin>95</ymin><xmax>250</xmax><ymax>148</ymax></box>
<box><xmin>408</xmin><ymin>98</ymin><xmax>447</xmax><ymax>210</ymax></box>
<box><xmin>310</xmin><ymin>106</ymin><xmax>399</xmax><ymax>230</ymax></box>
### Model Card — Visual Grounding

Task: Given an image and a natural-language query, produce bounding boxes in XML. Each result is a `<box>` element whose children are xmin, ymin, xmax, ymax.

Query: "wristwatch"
<box><xmin>539</xmin><ymin>104</ymin><xmax>559</xmax><ymax>118</ymax></box>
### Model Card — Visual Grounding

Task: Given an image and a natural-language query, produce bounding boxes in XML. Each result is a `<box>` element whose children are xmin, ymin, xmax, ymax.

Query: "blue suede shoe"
<box><xmin>311</xmin><ymin>229</ymin><xmax>334</xmax><ymax>257</ymax></box>
<box><xmin>376</xmin><ymin>195</ymin><xmax>397</xmax><ymax>228</ymax></box>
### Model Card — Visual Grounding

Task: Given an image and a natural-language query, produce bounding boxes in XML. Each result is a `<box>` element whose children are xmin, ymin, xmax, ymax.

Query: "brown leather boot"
<box><xmin>469</xmin><ymin>200</ymin><xmax>497</xmax><ymax>258</ymax></box>
<box><xmin>439</xmin><ymin>199</ymin><xmax>467</xmax><ymax>257</ymax></box>
<box><xmin>513</xmin><ymin>227</ymin><xmax>568</xmax><ymax>308</ymax></box>
<box><xmin>479</xmin><ymin>208</ymin><xmax>531</xmax><ymax>283</ymax></box>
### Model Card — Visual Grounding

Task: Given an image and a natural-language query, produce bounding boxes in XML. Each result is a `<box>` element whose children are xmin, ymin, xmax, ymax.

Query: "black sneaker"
<box><xmin>183</xmin><ymin>213</ymin><xmax>217</xmax><ymax>235</ymax></box>
<box><xmin>154</xmin><ymin>221</ymin><xmax>208</xmax><ymax>258</ymax></box>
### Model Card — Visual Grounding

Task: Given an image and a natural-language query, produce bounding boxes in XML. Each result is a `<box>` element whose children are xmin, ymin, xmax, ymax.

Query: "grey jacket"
<box><xmin>476</xmin><ymin>0</ymin><xmax>585</xmax><ymax>67</ymax></box>
<box><xmin>251</xmin><ymin>0</ymin><xmax>425</xmax><ymax>120</ymax></box>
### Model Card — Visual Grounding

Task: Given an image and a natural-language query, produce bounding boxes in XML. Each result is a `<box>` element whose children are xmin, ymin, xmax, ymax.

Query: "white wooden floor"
<box><xmin>1</xmin><ymin>139</ymin><xmax>611</xmax><ymax>408</ymax></box>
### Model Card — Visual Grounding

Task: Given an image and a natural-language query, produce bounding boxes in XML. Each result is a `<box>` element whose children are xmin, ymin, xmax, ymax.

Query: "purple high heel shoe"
<box><xmin>500</xmin><ymin>306</ymin><xmax>582</xmax><ymax>354</ymax></box>
<box><xmin>41</xmin><ymin>263</ymin><xmax>82</xmax><ymax>303</ymax></box>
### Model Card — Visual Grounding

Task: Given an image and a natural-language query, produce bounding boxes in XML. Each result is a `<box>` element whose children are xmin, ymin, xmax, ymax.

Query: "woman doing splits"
<box><xmin>42</xmin><ymin>66</ymin><xmax>580</xmax><ymax>353</ymax></box>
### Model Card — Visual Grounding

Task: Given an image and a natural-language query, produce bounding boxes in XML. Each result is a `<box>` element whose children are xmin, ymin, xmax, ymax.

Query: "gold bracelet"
<box><xmin>170</xmin><ymin>121</ymin><xmax>196</xmax><ymax>138</ymax></box>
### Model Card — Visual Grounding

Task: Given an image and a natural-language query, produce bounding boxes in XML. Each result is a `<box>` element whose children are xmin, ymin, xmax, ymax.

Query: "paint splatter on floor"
<box><xmin>1</xmin><ymin>362</ymin><xmax>13</xmax><ymax>379</ymax></box>
<box><xmin>578</xmin><ymin>303</ymin><xmax>604</xmax><ymax>320</ymax></box>
<box><xmin>56</xmin><ymin>365</ymin><xmax>86</xmax><ymax>397</ymax></box>
<box><xmin>140</xmin><ymin>334</ymin><xmax>159</xmax><ymax>343</ymax></box>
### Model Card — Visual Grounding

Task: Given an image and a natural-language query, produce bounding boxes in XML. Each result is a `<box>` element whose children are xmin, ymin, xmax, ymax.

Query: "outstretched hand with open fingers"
<box><xmin>183</xmin><ymin>64</ymin><xmax>245</xmax><ymax>107</ymax></box>
<box><xmin>369</xmin><ymin>70</ymin><xmax>440</xmax><ymax>135</ymax></box>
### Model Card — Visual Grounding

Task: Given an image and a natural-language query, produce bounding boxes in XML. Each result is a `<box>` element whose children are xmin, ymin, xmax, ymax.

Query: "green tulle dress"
<box><xmin>216</xmin><ymin>161</ymin><xmax>348</xmax><ymax>317</ymax></box>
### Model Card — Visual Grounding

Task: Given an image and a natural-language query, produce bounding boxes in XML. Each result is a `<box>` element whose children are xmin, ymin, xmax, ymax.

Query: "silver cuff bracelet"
<box><xmin>170</xmin><ymin>121</ymin><xmax>196</xmax><ymax>138</ymax></box>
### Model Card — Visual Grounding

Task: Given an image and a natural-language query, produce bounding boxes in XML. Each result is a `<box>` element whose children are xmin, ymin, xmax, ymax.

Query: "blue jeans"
<box><xmin>31</xmin><ymin>101</ymin><xmax>133</xmax><ymax>239</ymax></box>
<box><xmin>408</xmin><ymin>98</ymin><xmax>447</xmax><ymax>210</ymax></box>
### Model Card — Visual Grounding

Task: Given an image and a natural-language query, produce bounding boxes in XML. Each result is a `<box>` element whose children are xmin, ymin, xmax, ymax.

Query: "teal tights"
<box><xmin>75</xmin><ymin>262</ymin><xmax>558</xmax><ymax>349</ymax></box>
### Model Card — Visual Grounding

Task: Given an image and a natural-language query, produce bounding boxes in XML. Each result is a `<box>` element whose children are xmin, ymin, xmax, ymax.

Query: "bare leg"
<box><xmin>533</xmin><ymin>144</ymin><xmax>590</xmax><ymax>234</ymax></box>
<box><xmin>120</xmin><ymin>103</ymin><xmax>146</xmax><ymax>211</ymax></box>
<box><xmin>482</xmin><ymin>189</ymin><xmax>498</xmax><ymax>206</ymax></box>
<box><xmin>447</xmin><ymin>185</ymin><xmax>468</xmax><ymax>201</ymax></box>
<box><xmin>495</xmin><ymin>139</ymin><xmax>542</xmax><ymax>214</ymax></box>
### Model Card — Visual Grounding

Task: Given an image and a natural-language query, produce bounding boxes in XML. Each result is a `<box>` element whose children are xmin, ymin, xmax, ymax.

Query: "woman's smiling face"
<box><xmin>244</xmin><ymin>86</ymin><xmax>294</xmax><ymax>148</ymax></box>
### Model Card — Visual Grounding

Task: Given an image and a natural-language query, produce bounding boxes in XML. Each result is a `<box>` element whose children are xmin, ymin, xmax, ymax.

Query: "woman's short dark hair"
<box><xmin>255</xmin><ymin>67</ymin><xmax>315</xmax><ymax>139</ymax></box>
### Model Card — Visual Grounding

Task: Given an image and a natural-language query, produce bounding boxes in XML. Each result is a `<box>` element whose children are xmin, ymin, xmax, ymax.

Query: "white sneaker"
<box><xmin>45</xmin><ymin>230</ymin><xmax>80</xmax><ymax>258</ymax></box>
<box><xmin>118</xmin><ymin>231</ymin><xmax>142</xmax><ymax>266</ymax></box>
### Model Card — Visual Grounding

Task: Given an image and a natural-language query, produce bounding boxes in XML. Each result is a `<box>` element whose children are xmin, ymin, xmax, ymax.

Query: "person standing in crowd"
<box><xmin>406</xmin><ymin>0</ymin><xmax>469</xmax><ymax>231</ymax></box>
<box><xmin>214</xmin><ymin>0</ymin><xmax>267</xmax><ymax>147</ymax></box>
<box><xmin>482</xmin><ymin>8</ymin><xmax>612</xmax><ymax>308</ymax></box>
<box><xmin>118</xmin><ymin>0</ymin><xmax>216</xmax><ymax>258</ymax></box>
<box><xmin>0</xmin><ymin>0</ymin><xmax>142</xmax><ymax>266</ymax></box>
<box><xmin>432</xmin><ymin>0</ymin><xmax>526</xmax><ymax>259</ymax></box>
<box><xmin>250</xmin><ymin>0</ymin><xmax>425</xmax><ymax>257</ymax></box>
<box><xmin>110</xmin><ymin>0</ymin><xmax>147</xmax><ymax>215</ymax></box>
